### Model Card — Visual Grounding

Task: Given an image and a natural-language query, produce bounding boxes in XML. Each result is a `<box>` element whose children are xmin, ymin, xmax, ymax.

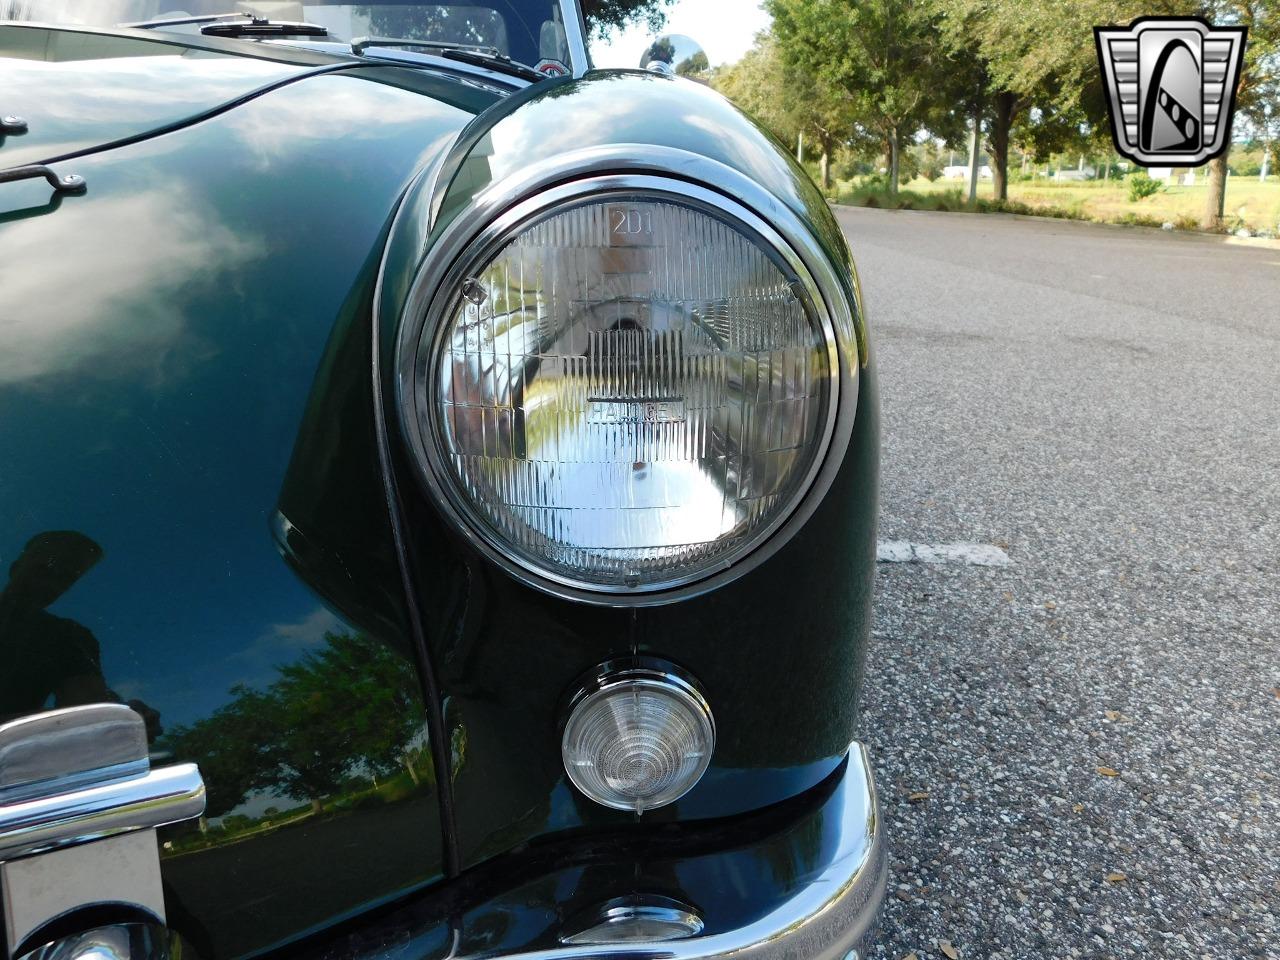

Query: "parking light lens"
<box><xmin>561</xmin><ymin>672</ymin><xmax>714</xmax><ymax>813</ymax></box>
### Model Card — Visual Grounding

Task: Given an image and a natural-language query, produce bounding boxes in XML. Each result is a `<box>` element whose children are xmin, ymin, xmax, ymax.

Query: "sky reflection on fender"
<box><xmin>0</xmin><ymin>70</ymin><xmax>474</xmax><ymax>729</ymax></box>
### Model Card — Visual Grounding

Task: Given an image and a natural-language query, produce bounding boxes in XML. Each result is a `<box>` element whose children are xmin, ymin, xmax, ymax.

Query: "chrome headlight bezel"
<box><xmin>396</xmin><ymin>151</ymin><xmax>860</xmax><ymax>605</ymax></box>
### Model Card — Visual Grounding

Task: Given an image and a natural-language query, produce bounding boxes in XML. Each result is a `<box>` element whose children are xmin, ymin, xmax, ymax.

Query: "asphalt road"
<box><xmin>838</xmin><ymin>207</ymin><xmax>1279</xmax><ymax>960</ymax></box>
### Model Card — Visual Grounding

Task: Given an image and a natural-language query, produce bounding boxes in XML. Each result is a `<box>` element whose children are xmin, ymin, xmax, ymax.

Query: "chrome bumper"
<box><xmin>484</xmin><ymin>743</ymin><xmax>887</xmax><ymax>960</ymax></box>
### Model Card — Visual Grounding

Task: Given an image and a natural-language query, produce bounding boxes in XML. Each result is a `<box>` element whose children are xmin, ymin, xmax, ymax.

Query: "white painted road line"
<box><xmin>876</xmin><ymin>541</ymin><xmax>1013</xmax><ymax>566</ymax></box>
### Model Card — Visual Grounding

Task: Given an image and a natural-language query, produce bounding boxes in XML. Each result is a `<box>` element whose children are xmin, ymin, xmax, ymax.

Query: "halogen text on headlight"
<box><xmin>409</xmin><ymin>187</ymin><xmax>841</xmax><ymax>594</ymax></box>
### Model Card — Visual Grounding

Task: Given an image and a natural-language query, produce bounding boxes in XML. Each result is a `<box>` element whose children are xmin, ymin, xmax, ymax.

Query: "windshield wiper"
<box><xmin>202</xmin><ymin>17</ymin><xmax>328</xmax><ymax>38</ymax></box>
<box><xmin>350</xmin><ymin>37</ymin><xmax>544</xmax><ymax>82</ymax></box>
<box><xmin>123</xmin><ymin>12</ymin><xmax>328</xmax><ymax>38</ymax></box>
<box><xmin>442</xmin><ymin>47</ymin><xmax>543</xmax><ymax>82</ymax></box>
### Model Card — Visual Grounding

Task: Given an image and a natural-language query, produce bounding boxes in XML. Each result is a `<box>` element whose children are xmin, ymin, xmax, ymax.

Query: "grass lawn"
<box><xmin>833</xmin><ymin>175</ymin><xmax>1280</xmax><ymax>235</ymax></box>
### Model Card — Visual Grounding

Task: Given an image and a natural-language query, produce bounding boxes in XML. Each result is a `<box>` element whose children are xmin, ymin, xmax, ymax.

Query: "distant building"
<box><xmin>942</xmin><ymin>164</ymin><xmax>992</xmax><ymax>180</ymax></box>
<box><xmin>1146</xmin><ymin>167</ymin><xmax>1199</xmax><ymax>184</ymax></box>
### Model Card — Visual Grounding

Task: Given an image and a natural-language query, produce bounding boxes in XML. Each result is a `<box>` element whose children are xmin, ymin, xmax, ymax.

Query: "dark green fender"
<box><xmin>376</xmin><ymin>71</ymin><xmax>880</xmax><ymax>872</ymax></box>
<box><xmin>0</xmin><ymin>26</ymin><xmax>878</xmax><ymax>960</ymax></box>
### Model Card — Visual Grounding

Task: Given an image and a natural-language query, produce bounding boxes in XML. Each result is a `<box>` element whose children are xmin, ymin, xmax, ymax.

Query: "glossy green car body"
<box><xmin>0</xmin><ymin>18</ymin><xmax>879</xmax><ymax>960</ymax></box>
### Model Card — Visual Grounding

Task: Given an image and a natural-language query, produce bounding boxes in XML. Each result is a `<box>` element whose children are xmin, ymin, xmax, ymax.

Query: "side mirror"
<box><xmin>639</xmin><ymin>34</ymin><xmax>709</xmax><ymax>77</ymax></box>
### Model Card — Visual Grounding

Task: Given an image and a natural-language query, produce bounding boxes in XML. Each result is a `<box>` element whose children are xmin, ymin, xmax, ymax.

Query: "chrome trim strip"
<box><xmin>0</xmin><ymin>763</ymin><xmax>205</xmax><ymax>861</ymax></box>
<box><xmin>399</xmin><ymin>146</ymin><xmax>859</xmax><ymax>607</ymax></box>
<box><xmin>559</xmin><ymin>0</ymin><xmax>591</xmax><ymax>76</ymax></box>
<box><xmin>337</xmin><ymin>44</ymin><xmax>528</xmax><ymax>90</ymax></box>
<box><xmin>0</xmin><ymin>704</ymin><xmax>149</xmax><ymax>805</ymax></box>
<box><xmin>560</xmin><ymin>895</ymin><xmax>704</xmax><ymax>944</ymax></box>
<box><xmin>0</xmin><ymin>759</ymin><xmax>151</xmax><ymax>808</ymax></box>
<box><xmin>371</xmin><ymin>164</ymin><xmax>465</xmax><ymax>875</ymax></box>
<box><xmin>475</xmin><ymin>743</ymin><xmax>885</xmax><ymax>960</ymax></box>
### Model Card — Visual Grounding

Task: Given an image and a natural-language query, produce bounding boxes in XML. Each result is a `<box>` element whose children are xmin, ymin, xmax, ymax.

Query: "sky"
<box><xmin>591</xmin><ymin>0</ymin><xmax>771</xmax><ymax>70</ymax></box>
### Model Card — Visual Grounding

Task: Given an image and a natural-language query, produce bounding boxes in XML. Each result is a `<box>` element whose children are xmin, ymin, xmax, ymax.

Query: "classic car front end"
<box><xmin>0</xmin><ymin>3</ymin><xmax>883</xmax><ymax>958</ymax></box>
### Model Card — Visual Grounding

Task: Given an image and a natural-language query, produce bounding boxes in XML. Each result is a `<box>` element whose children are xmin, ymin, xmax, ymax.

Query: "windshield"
<box><xmin>0</xmin><ymin>1</ymin><xmax>577</xmax><ymax>71</ymax></box>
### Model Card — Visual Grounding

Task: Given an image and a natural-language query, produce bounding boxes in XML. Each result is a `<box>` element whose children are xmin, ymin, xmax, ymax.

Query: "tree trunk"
<box><xmin>404</xmin><ymin>755</ymin><xmax>420</xmax><ymax>786</ymax></box>
<box><xmin>1103</xmin><ymin>155</ymin><xmax>1110</xmax><ymax>182</ymax></box>
<box><xmin>797</xmin><ymin>131</ymin><xmax>803</xmax><ymax>164</ymax></box>
<box><xmin>1202</xmin><ymin>151</ymin><xmax>1229</xmax><ymax>230</ymax></box>
<box><xmin>966</xmin><ymin>111</ymin><xmax>981</xmax><ymax>206</ymax></box>
<box><xmin>310</xmin><ymin>797</ymin><xmax>323</xmax><ymax>815</ymax></box>
<box><xmin>989</xmin><ymin>91</ymin><xmax>1016</xmax><ymax>202</ymax></box>
<box><xmin>888</xmin><ymin>128</ymin><xmax>900</xmax><ymax>196</ymax></box>
<box><xmin>820</xmin><ymin>150</ymin><xmax>830</xmax><ymax>190</ymax></box>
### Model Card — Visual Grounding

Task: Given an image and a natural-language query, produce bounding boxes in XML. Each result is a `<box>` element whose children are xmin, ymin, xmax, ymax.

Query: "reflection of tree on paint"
<box><xmin>357</xmin><ymin>5</ymin><xmax>514</xmax><ymax>51</ymax></box>
<box><xmin>166</xmin><ymin>685</ymin><xmax>278</xmax><ymax>819</ymax></box>
<box><xmin>165</xmin><ymin>631</ymin><xmax>428</xmax><ymax>819</ymax></box>
<box><xmin>0</xmin><ymin>530</ymin><xmax>161</xmax><ymax>738</ymax></box>
<box><xmin>642</xmin><ymin>35</ymin><xmax>675</xmax><ymax>66</ymax></box>
<box><xmin>676</xmin><ymin>50</ymin><xmax>709</xmax><ymax>76</ymax></box>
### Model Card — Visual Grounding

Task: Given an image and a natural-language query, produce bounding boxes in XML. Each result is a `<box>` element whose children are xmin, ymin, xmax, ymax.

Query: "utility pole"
<box><xmin>1262</xmin><ymin>105</ymin><xmax>1272</xmax><ymax>182</ymax></box>
<box><xmin>967</xmin><ymin>113</ymin><xmax>981</xmax><ymax>206</ymax></box>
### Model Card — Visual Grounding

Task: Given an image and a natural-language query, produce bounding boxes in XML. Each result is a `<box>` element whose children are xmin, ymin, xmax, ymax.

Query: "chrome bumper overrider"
<box><xmin>0</xmin><ymin>705</ymin><xmax>206</xmax><ymax>958</ymax></box>
<box><xmin>485</xmin><ymin>743</ymin><xmax>887</xmax><ymax>960</ymax></box>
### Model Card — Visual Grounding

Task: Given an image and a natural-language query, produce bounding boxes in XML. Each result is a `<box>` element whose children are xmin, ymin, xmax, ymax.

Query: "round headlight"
<box><xmin>406</xmin><ymin>180</ymin><xmax>841</xmax><ymax>595</ymax></box>
<box><xmin>561</xmin><ymin>667</ymin><xmax>714</xmax><ymax>813</ymax></box>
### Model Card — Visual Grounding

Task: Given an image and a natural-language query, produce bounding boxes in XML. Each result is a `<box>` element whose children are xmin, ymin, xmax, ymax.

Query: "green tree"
<box><xmin>916</xmin><ymin>138</ymin><xmax>947</xmax><ymax>180</ymax></box>
<box><xmin>922</xmin><ymin>10</ymin><xmax>992</xmax><ymax>203</ymax></box>
<box><xmin>675</xmin><ymin>49</ymin><xmax>710</xmax><ymax>76</ymax></box>
<box><xmin>269</xmin><ymin>632</ymin><xmax>425</xmax><ymax>809</ymax></box>
<box><xmin>583</xmin><ymin>0</ymin><xmax>675</xmax><ymax>36</ymax></box>
<box><xmin>933</xmin><ymin>0</ymin><xmax>1134</xmax><ymax>201</ymax></box>
<box><xmin>714</xmin><ymin>34</ymin><xmax>857</xmax><ymax>189</ymax></box>
<box><xmin>1128</xmin><ymin>171</ymin><xmax>1164</xmax><ymax>200</ymax></box>
<box><xmin>940</xmin><ymin>0</ymin><xmax>1276</xmax><ymax>224</ymax></box>
<box><xmin>164</xmin><ymin>686</ymin><xmax>279</xmax><ymax>819</ymax></box>
<box><xmin>768</xmin><ymin>0</ymin><xmax>946</xmax><ymax>196</ymax></box>
<box><xmin>165</xmin><ymin>632</ymin><xmax>427</xmax><ymax>819</ymax></box>
<box><xmin>1203</xmin><ymin>1</ymin><xmax>1279</xmax><ymax>227</ymax></box>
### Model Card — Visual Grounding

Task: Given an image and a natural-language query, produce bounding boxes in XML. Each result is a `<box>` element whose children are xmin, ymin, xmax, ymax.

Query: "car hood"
<box><xmin>0</xmin><ymin>24</ymin><xmax>380</xmax><ymax>167</ymax></box>
<box><xmin>0</xmin><ymin>26</ymin><xmax>506</xmax><ymax>955</ymax></box>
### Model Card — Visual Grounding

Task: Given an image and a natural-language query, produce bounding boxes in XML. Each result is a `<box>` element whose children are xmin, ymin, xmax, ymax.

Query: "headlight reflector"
<box><xmin>561</xmin><ymin>668</ymin><xmax>714</xmax><ymax>813</ymax></box>
<box><xmin>413</xmin><ymin>188</ymin><xmax>840</xmax><ymax>594</ymax></box>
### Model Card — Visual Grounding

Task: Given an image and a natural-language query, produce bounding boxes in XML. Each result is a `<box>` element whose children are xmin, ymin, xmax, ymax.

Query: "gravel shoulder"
<box><xmin>840</xmin><ymin>207</ymin><xmax>1280</xmax><ymax>960</ymax></box>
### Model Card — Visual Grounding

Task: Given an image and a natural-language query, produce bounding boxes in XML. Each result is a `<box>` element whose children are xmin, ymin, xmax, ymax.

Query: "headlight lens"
<box><xmin>415</xmin><ymin>190</ymin><xmax>839</xmax><ymax>593</ymax></box>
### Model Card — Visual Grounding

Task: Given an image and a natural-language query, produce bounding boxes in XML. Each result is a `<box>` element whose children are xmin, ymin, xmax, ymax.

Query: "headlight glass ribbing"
<box><xmin>424</xmin><ymin>194</ymin><xmax>836</xmax><ymax>592</ymax></box>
